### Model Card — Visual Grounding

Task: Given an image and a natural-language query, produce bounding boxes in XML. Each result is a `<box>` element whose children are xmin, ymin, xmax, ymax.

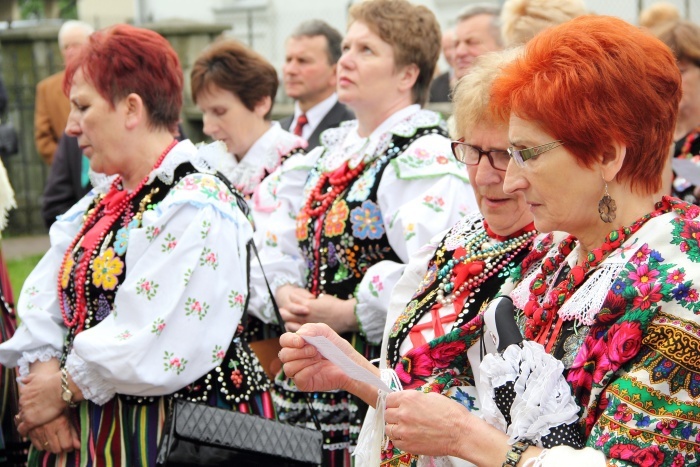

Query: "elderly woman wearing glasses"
<box><xmin>278</xmin><ymin>47</ymin><xmax>539</xmax><ymax>466</ymax></box>
<box><xmin>283</xmin><ymin>15</ymin><xmax>700</xmax><ymax>467</ymax></box>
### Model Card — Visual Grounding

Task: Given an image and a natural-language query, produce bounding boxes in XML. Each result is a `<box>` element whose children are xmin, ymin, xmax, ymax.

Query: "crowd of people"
<box><xmin>0</xmin><ymin>0</ymin><xmax>699</xmax><ymax>466</ymax></box>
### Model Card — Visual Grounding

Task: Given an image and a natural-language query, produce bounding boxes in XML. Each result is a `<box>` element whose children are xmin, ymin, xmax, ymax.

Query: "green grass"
<box><xmin>6</xmin><ymin>254</ymin><xmax>43</xmax><ymax>299</ymax></box>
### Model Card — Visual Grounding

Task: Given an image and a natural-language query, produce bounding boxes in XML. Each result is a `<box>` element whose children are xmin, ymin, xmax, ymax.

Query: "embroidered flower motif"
<box><xmin>95</xmin><ymin>294</ymin><xmax>111</xmax><ymax>322</ymax></box>
<box><xmin>151</xmin><ymin>317</ymin><xmax>166</xmax><ymax>336</ymax></box>
<box><xmin>218</xmin><ymin>190</ymin><xmax>233</xmax><ymax>203</ymax></box>
<box><xmin>201</xmin><ymin>220</ymin><xmax>211</xmax><ymax>239</ymax></box>
<box><xmin>228</xmin><ymin>360</ymin><xmax>243</xmax><ymax>388</ymax></box>
<box><xmin>422</xmin><ymin>195</ymin><xmax>445</xmax><ymax>213</ymax></box>
<box><xmin>347</xmin><ymin>170</ymin><xmax>375</xmax><ymax>202</ymax></box>
<box><xmin>628</xmin><ymin>264</ymin><xmax>659</xmax><ymax>288</ymax></box>
<box><xmin>185</xmin><ymin>297</ymin><xmax>209</xmax><ymax>320</ymax></box>
<box><xmin>608</xmin><ymin>444</ymin><xmax>665</xmax><ymax>467</ymax></box>
<box><xmin>595</xmin><ymin>433</ymin><xmax>610</xmax><ymax>447</ymax></box>
<box><xmin>116</xmin><ymin>330</ymin><xmax>131</xmax><ymax>341</ymax></box>
<box><xmin>163</xmin><ymin>351</ymin><xmax>188</xmax><ymax>375</ymax></box>
<box><xmin>668</xmin><ymin>268</ymin><xmax>686</xmax><ymax>285</ymax></box>
<box><xmin>368</xmin><ymin>275</ymin><xmax>384</xmax><ymax>297</ymax></box>
<box><xmin>325</xmin><ymin>200</ymin><xmax>350</xmax><ymax>237</ymax></box>
<box><xmin>265</xmin><ymin>231</ymin><xmax>278</xmax><ymax>247</ymax></box>
<box><xmin>630</xmin><ymin>244</ymin><xmax>651</xmax><ymax>265</ymax></box>
<box><xmin>404</xmin><ymin>223</ymin><xmax>416</xmax><ymax>242</ymax></box>
<box><xmin>414</xmin><ymin>148</ymin><xmax>430</xmax><ymax>160</ymax></box>
<box><xmin>350</xmin><ymin>200</ymin><xmax>385</xmax><ymax>240</ymax></box>
<box><xmin>228</xmin><ymin>290</ymin><xmax>245</xmax><ymax>310</ymax></box>
<box><xmin>212</xmin><ymin>345</ymin><xmax>225</xmax><ymax>364</ymax></box>
<box><xmin>436</xmin><ymin>155</ymin><xmax>449</xmax><ymax>165</ymax></box>
<box><xmin>199</xmin><ymin>247</ymin><xmax>219</xmax><ymax>270</ymax></box>
<box><xmin>161</xmin><ymin>233</ymin><xmax>177</xmax><ymax>253</ymax></box>
<box><xmin>136</xmin><ymin>278</ymin><xmax>159</xmax><ymax>300</ymax></box>
<box><xmin>611</xmin><ymin>278</ymin><xmax>626</xmax><ymax>294</ymax></box>
<box><xmin>632</xmin><ymin>282</ymin><xmax>663</xmax><ymax>310</ymax></box>
<box><xmin>614</xmin><ymin>402</ymin><xmax>633</xmax><ymax>422</ymax></box>
<box><xmin>92</xmin><ymin>248</ymin><xmax>124</xmax><ymax>291</ymax></box>
<box><xmin>61</xmin><ymin>258</ymin><xmax>73</xmax><ymax>289</ymax></box>
<box><xmin>673</xmin><ymin>283</ymin><xmax>690</xmax><ymax>301</ymax></box>
<box><xmin>296</xmin><ymin>213</ymin><xmax>310</xmax><ymax>241</ymax></box>
<box><xmin>114</xmin><ymin>218</ymin><xmax>140</xmax><ymax>255</ymax></box>
<box><xmin>145</xmin><ymin>225</ymin><xmax>162</xmax><ymax>242</ymax></box>
<box><xmin>180</xmin><ymin>177</ymin><xmax>198</xmax><ymax>191</ymax></box>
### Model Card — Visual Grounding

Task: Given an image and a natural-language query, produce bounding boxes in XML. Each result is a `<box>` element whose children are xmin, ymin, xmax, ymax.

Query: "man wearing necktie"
<box><xmin>279</xmin><ymin>20</ymin><xmax>354</xmax><ymax>151</ymax></box>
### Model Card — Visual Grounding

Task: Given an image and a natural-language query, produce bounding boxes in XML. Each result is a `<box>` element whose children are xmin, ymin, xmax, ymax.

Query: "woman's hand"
<box><xmin>27</xmin><ymin>413</ymin><xmax>80</xmax><ymax>454</ymax></box>
<box><xmin>276</xmin><ymin>284</ymin><xmax>314</xmax><ymax>332</ymax></box>
<box><xmin>17</xmin><ymin>370</ymin><xmax>66</xmax><ymax>434</ymax></box>
<box><xmin>384</xmin><ymin>391</ymin><xmax>541</xmax><ymax>465</ymax></box>
<box><xmin>282</xmin><ymin>294</ymin><xmax>359</xmax><ymax>334</ymax></box>
<box><xmin>279</xmin><ymin>323</ymin><xmax>379</xmax><ymax>405</ymax></box>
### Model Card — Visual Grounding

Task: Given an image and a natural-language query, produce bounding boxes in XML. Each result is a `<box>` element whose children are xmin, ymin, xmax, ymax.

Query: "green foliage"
<box><xmin>19</xmin><ymin>0</ymin><xmax>78</xmax><ymax>20</ymax></box>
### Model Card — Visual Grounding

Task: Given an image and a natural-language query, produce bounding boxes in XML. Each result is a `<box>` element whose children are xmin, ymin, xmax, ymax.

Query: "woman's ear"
<box><xmin>123</xmin><ymin>93</ymin><xmax>145</xmax><ymax>130</ymax></box>
<box><xmin>397</xmin><ymin>63</ymin><xmax>420</xmax><ymax>94</ymax></box>
<box><xmin>601</xmin><ymin>140</ymin><xmax>626</xmax><ymax>183</ymax></box>
<box><xmin>254</xmin><ymin>95</ymin><xmax>273</xmax><ymax>119</ymax></box>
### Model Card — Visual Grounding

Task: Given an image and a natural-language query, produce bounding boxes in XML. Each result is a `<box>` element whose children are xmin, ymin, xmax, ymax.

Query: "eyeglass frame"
<box><xmin>450</xmin><ymin>138</ymin><xmax>510</xmax><ymax>171</ymax></box>
<box><xmin>507</xmin><ymin>140</ymin><xmax>564</xmax><ymax>167</ymax></box>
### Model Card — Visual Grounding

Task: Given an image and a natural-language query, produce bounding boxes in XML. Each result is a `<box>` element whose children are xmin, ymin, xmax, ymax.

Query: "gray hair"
<box><xmin>58</xmin><ymin>20</ymin><xmax>94</xmax><ymax>48</ymax></box>
<box><xmin>289</xmin><ymin>19</ymin><xmax>343</xmax><ymax>65</ymax></box>
<box><xmin>457</xmin><ymin>3</ymin><xmax>502</xmax><ymax>46</ymax></box>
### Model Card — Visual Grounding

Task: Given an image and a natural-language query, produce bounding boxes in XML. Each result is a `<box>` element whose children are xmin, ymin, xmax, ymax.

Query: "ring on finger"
<box><xmin>389</xmin><ymin>423</ymin><xmax>396</xmax><ymax>440</ymax></box>
<box><xmin>43</xmin><ymin>441</ymin><xmax>49</xmax><ymax>447</ymax></box>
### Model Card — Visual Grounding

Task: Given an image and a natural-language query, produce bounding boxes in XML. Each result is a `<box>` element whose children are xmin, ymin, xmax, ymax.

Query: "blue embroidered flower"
<box><xmin>673</xmin><ymin>283</ymin><xmax>691</xmax><ymax>301</ymax></box>
<box><xmin>682</xmin><ymin>424</ymin><xmax>694</xmax><ymax>440</ymax></box>
<box><xmin>611</xmin><ymin>279</ymin><xmax>625</xmax><ymax>294</ymax></box>
<box><xmin>453</xmin><ymin>388</ymin><xmax>478</xmax><ymax>411</ymax></box>
<box><xmin>650</xmin><ymin>250</ymin><xmax>664</xmax><ymax>262</ymax></box>
<box><xmin>114</xmin><ymin>219</ymin><xmax>140</xmax><ymax>255</ymax></box>
<box><xmin>346</xmin><ymin>168</ymin><xmax>376</xmax><ymax>202</ymax></box>
<box><xmin>350</xmin><ymin>200</ymin><xmax>385</xmax><ymax>240</ymax></box>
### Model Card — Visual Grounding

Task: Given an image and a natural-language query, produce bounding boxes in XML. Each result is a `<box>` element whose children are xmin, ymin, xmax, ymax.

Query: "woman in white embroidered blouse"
<box><xmin>256</xmin><ymin>0</ymin><xmax>477</xmax><ymax>464</ymax></box>
<box><xmin>0</xmin><ymin>25</ymin><xmax>271</xmax><ymax>465</ymax></box>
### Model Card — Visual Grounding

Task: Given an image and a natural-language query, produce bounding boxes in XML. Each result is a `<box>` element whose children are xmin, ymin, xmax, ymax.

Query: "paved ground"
<box><xmin>2</xmin><ymin>235</ymin><xmax>50</xmax><ymax>261</ymax></box>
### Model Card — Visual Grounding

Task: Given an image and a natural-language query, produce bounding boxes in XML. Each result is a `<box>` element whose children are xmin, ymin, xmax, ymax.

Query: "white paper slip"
<box><xmin>672</xmin><ymin>158</ymin><xmax>700</xmax><ymax>186</ymax></box>
<box><xmin>301</xmin><ymin>335</ymin><xmax>392</xmax><ymax>393</ymax></box>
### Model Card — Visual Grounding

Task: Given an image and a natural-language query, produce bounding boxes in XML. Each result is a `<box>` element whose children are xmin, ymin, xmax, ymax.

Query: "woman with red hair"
<box><xmin>0</xmin><ymin>24</ymin><xmax>273</xmax><ymax>465</ymax></box>
<box><xmin>283</xmin><ymin>15</ymin><xmax>700</xmax><ymax>467</ymax></box>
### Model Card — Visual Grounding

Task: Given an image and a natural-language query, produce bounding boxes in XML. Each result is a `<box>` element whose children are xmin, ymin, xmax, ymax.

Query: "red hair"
<box><xmin>64</xmin><ymin>24</ymin><xmax>183</xmax><ymax>132</ymax></box>
<box><xmin>491</xmin><ymin>15</ymin><xmax>680</xmax><ymax>194</ymax></box>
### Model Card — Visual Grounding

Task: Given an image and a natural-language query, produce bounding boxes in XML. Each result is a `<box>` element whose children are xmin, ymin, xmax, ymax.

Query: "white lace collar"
<box><xmin>317</xmin><ymin>105</ymin><xmax>442</xmax><ymax>172</ymax></box>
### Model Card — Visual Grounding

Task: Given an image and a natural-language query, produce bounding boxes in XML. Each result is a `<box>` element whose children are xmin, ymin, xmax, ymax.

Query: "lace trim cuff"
<box><xmin>65</xmin><ymin>352</ymin><xmax>116</xmax><ymax>406</ymax></box>
<box><xmin>18</xmin><ymin>347</ymin><xmax>63</xmax><ymax>377</ymax></box>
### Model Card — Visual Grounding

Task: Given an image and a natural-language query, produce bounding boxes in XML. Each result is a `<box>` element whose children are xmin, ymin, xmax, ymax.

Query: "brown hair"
<box><xmin>654</xmin><ymin>20</ymin><xmax>700</xmax><ymax>65</ymax></box>
<box><xmin>191</xmin><ymin>39</ymin><xmax>278</xmax><ymax>119</ymax></box>
<box><xmin>348</xmin><ymin>0</ymin><xmax>441</xmax><ymax>107</ymax></box>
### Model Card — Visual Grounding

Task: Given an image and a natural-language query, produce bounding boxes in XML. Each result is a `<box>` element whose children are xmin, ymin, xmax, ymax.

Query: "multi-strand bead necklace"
<box><xmin>436</xmin><ymin>228</ymin><xmax>536</xmax><ymax>306</ymax></box>
<box><xmin>58</xmin><ymin>140</ymin><xmax>177</xmax><ymax>333</ymax></box>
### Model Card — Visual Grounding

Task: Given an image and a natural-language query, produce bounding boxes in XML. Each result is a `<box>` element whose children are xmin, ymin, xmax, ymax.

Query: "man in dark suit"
<box><xmin>279</xmin><ymin>20</ymin><xmax>353</xmax><ymax>151</ymax></box>
<box><xmin>429</xmin><ymin>29</ymin><xmax>456</xmax><ymax>103</ymax></box>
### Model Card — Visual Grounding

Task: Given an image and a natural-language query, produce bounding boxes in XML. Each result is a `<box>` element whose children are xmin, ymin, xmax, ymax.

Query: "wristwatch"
<box><xmin>60</xmin><ymin>367</ymin><xmax>77</xmax><ymax>408</ymax></box>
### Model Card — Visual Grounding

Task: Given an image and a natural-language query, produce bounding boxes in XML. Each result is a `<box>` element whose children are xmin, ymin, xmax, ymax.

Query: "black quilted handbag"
<box><xmin>157</xmin><ymin>179</ymin><xmax>322</xmax><ymax>466</ymax></box>
<box><xmin>156</xmin><ymin>399</ymin><xmax>323</xmax><ymax>466</ymax></box>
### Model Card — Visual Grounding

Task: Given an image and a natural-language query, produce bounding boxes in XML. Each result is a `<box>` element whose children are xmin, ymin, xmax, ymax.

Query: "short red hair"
<box><xmin>491</xmin><ymin>15</ymin><xmax>680</xmax><ymax>194</ymax></box>
<box><xmin>64</xmin><ymin>24</ymin><xmax>183</xmax><ymax>132</ymax></box>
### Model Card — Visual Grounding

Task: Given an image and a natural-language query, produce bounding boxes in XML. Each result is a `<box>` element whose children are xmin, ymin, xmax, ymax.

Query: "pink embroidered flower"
<box><xmin>668</xmin><ymin>269</ymin><xmax>686</xmax><ymax>284</ymax></box>
<box><xmin>414</xmin><ymin>148</ymin><xmax>430</xmax><ymax>160</ymax></box>
<box><xmin>606</xmin><ymin>321</ymin><xmax>643</xmax><ymax>367</ymax></box>
<box><xmin>688</xmin><ymin>289</ymin><xmax>699</xmax><ymax>302</ymax></box>
<box><xmin>216</xmin><ymin>350</ymin><xmax>225</xmax><ymax>359</ymax></box>
<box><xmin>632</xmin><ymin>282</ymin><xmax>663</xmax><ymax>310</ymax></box>
<box><xmin>630</xmin><ymin>244</ymin><xmax>651</xmax><ymax>265</ymax></box>
<box><xmin>595</xmin><ymin>433</ymin><xmax>610</xmax><ymax>447</ymax></box>
<box><xmin>656</xmin><ymin>419</ymin><xmax>678</xmax><ymax>436</ymax></box>
<box><xmin>141</xmin><ymin>281</ymin><xmax>151</xmax><ymax>291</ymax></box>
<box><xmin>614</xmin><ymin>403</ymin><xmax>633</xmax><ymax>422</ymax></box>
<box><xmin>371</xmin><ymin>275</ymin><xmax>384</xmax><ymax>292</ymax></box>
<box><xmin>170</xmin><ymin>357</ymin><xmax>181</xmax><ymax>368</ymax></box>
<box><xmin>158</xmin><ymin>323</ymin><xmax>166</xmax><ymax>332</ymax></box>
<box><xmin>436</xmin><ymin>155</ymin><xmax>448</xmax><ymax>164</ymax></box>
<box><xmin>672</xmin><ymin>453</ymin><xmax>685</xmax><ymax>467</ymax></box>
<box><xmin>628</xmin><ymin>264</ymin><xmax>659</xmax><ymax>288</ymax></box>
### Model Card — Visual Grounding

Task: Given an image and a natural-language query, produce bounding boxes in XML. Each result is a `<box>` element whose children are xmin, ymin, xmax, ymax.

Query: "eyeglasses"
<box><xmin>507</xmin><ymin>140</ymin><xmax>564</xmax><ymax>167</ymax></box>
<box><xmin>450</xmin><ymin>138</ymin><xmax>510</xmax><ymax>171</ymax></box>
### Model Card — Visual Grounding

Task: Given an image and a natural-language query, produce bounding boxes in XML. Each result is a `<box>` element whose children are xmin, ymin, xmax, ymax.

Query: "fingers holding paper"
<box><xmin>279</xmin><ymin>323</ymin><xmax>381</xmax><ymax>405</ymax></box>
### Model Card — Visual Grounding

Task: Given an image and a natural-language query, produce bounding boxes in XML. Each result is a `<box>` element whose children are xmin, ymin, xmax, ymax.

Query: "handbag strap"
<box><xmin>217</xmin><ymin>171</ymin><xmax>322</xmax><ymax>432</ymax></box>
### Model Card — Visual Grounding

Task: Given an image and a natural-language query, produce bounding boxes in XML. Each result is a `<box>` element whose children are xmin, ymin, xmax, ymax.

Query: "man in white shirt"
<box><xmin>279</xmin><ymin>20</ymin><xmax>354</xmax><ymax>151</ymax></box>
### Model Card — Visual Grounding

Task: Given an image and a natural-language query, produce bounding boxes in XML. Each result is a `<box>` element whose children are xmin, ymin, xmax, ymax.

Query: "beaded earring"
<box><xmin>598</xmin><ymin>180</ymin><xmax>617</xmax><ymax>223</ymax></box>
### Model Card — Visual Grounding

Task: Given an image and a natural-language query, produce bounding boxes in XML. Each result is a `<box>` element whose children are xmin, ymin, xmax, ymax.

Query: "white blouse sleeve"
<box><xmin>0</xmin><ymin>191</ymin><xmax>99</xmax><ymax>373</ymax></box>
<box><xmin>355</xmin><ymin>133</ymin><xmax>478</xmax><ymax>344</ymax></box>
<box><xmin>64</xmin><ymin>173</ymin><xmax>254</xmax><ymax>405</ymax></box>
<box><xmin>247</xmin><ymin>149</ymin><xmax>321</xmax><ymax>322</ymax></box>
